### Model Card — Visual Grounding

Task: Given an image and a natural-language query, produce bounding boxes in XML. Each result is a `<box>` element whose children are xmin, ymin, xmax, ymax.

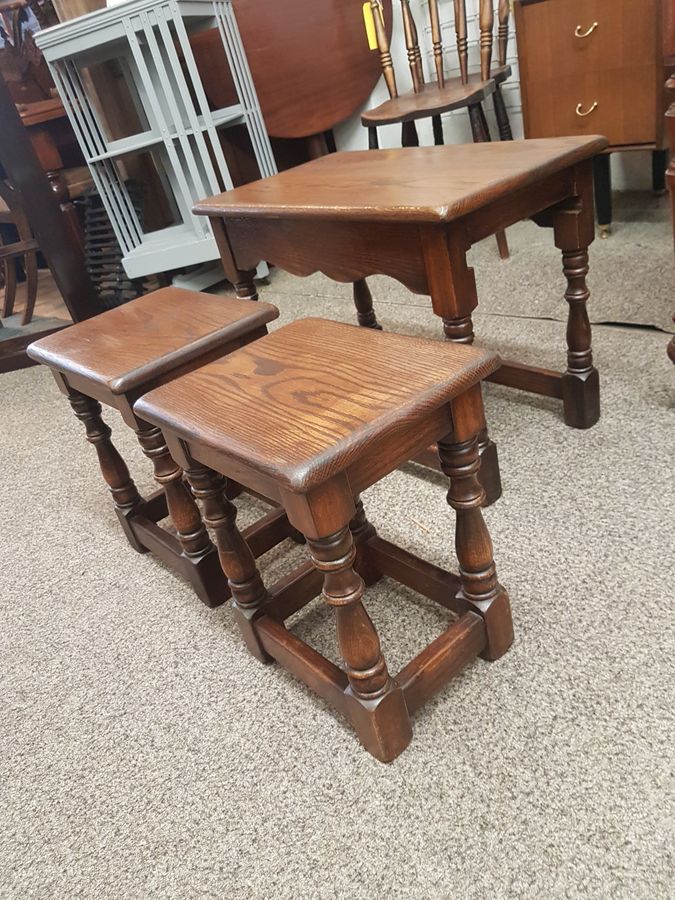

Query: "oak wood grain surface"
<box><xmin>194</xmin><ymin>137</ymin><xmax>608</xmax><ymax>224</ymax></box>
<box><xmin>135</xmin><ymin>318</ymin><xmax>500</xmax><ymax>493</ymax></box>
<box><xmin>27</xmin><ymin>287</ymin><xmax>278</xmax><ymax>394</ymax></box>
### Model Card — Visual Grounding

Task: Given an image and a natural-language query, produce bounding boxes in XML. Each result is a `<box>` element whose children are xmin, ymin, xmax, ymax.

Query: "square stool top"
<box><xmin>27</xmin><ymin>287</ymin><xmax>278</xmax><ymax>396</ymax></box>
<box><xmin>135</xmin><ymin>318</ymin><xmax>501</xmax><ymax>493</ymax></box>
<box><xmin>193</xmin><ymin>137</ymin><xmax>608</xmax><ymax>225</ymax></box>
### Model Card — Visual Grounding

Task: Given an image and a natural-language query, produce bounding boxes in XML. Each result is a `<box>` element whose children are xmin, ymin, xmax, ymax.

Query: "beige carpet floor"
<box><xmin>1</xmin><ymin>203</ymin><xmax>674</xmax><ymax>898</ymax></box>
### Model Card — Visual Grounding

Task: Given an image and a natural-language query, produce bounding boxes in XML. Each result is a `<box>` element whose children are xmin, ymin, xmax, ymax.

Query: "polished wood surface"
<box><xmin>136</xmin><ymin>318</ymin><xmax>500</xmax><ymax>494</ymax></box>
<box><xmin>27</xmin><ymin>288</ymin><xmax>291</xmax><ymax>609</ymax></box>
<box><xmin>197</xmin><ymin>137</ymin><xmax>604</xmax><ymax>433</ymax></box>
<box><xmin>195</xmin><ymin>136</ymin><xmax>609</xmax><ymax>224</ymax></box>
<box><xmin>362</xmin><ymin>71</ymin><xmax>496</xmax><ymax>126</ymax></box>
<box><xmin>134</xmin><ymin>318</ymin><xmax>512</xmax><ymax>761</ymax></box>
<box><xmin>192</xmin><ymin>0</ymin><xmax>392</xmax><ymax>140</ymax></box>
<box><xmin>27</xmin><ymin>287</ymin><xmax>279</xmax><ymax>395</ymax></box>
<box><xmin>515</xmin><ymin>0</ymin><xmax>663</xmax><ymax>147</ymax></box>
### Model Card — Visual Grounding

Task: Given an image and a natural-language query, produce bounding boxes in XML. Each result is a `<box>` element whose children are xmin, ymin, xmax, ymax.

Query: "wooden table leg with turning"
<box><xmin>135</xmin><ymin>319</ymin><xmax>514</xmax><ymax>762</ymax></box>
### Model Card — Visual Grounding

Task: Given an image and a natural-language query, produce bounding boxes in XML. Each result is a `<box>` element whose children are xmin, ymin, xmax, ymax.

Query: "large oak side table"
<box><xmin>28</xmin><ymin>287</ymin><xmax>284</xmax><ymax>607</ymax></box>
<box><xmin>194</xmin><ymin>136</ymin><xmax>608</xmax><ymax>504</ymax></box>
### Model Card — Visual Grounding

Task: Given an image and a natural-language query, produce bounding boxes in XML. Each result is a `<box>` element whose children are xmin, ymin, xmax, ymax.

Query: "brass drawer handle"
<box><xmin>575</xmin><ymin>21</ymin><xmax>598</xmax><ymax>38</ymax></box>
<box><xmin>576</xmin><ymin>101</ymin><xmax>598</xmax><ymax>117</ymax></box>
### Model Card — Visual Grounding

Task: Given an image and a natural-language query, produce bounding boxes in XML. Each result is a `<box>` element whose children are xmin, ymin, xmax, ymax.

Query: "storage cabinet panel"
<box><xmin>522</xmin><ymin>65</ymin><xmax>658</xmax><ymax>147</ymax></box>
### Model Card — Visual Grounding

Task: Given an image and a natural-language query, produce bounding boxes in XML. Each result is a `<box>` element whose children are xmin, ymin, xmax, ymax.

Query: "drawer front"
<box><xmin>522</xmin><ymin>65</ymin><xmax>657</xmax><ymax>146</ymax></box>
<box><xmin>517</xmin><ymin>0</ymin><xmax>658</xmax><ymax>80</ymax></box>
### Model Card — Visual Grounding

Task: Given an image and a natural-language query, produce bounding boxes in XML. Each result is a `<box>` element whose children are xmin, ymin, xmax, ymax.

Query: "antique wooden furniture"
<box><xmin>17</xmin><ymin>97</ymin><xmax>92</xmax><ymax>254</ymax></box>
<box><xmin>135</xmin><ymin>318</ymin><xmax>514</xmax><ymax>762</ymax></box>
<box><xmin>0</xmin><ymin>73</ymin><xmax>99</xmax><ymax>374</ymax></box>
<box><xmin>195</xmin><ymin>134</ymin><xmax>608</xmax><ymax>510</ymax></box>
<box><xmin>514</xmin><ymin>0</ymin><xmax>668</xmax><ymax>237</ymax></box>
<box><xmin>27</xmin><ymin>287</ymin><xmax>289</xmax><ymax>607</ymax></box>
<box><xmin>363</xmin><ymin>0</ymin><xmax>514</xmax><ymax>150</ymax></box>
<box><xmin>0</xmin><ymin>178</ymin><xmax>38</xmax><ymax>325</ymax></box>
<box><xmin>192</xmin><ymin>0</ymin><xmax>393</xmax><ymax>141</ymax></box>
<box><xmin>363</xmin><ymin>0</ymin><xmax>513</xmax><ymax>259</ymax></box>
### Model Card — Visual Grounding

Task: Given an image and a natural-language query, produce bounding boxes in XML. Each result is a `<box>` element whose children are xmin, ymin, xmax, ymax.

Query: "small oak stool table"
<box><xmin>135</xmin><ymin>319</ymin><xmax>514</xmax><ymax>762</ymax></box>
<box><xmin>194</xmin><ymin>135</ymin><xmax>609</xmax><ymax>504</ymax></box>
<box><xmin>28</xmin><ymin>287</ymin><xmax>282</xmax><ymax>608</ymax></box>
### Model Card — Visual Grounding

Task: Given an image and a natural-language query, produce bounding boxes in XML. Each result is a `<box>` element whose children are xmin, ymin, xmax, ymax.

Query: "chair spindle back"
<box><xmin>370</xmin><ymin>1</ymin><xmax>511</xmax><ymax>97</ymax></box>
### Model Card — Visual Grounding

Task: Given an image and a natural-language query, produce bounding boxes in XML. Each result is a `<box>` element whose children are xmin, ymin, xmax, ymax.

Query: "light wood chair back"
<box><xmin>370</xmin><ymin>0</ymin><xmax>511</xmax><ymax>99</ymax></box>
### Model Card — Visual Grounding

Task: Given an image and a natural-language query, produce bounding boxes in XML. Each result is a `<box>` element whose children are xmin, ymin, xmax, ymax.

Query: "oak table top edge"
<box><xmin>134</xmin><ymin>319</ymin><xmax>502</xmax><ymax>494</ymax></box>
<box><xmin>192</xmin><ymin>137</ymin><xmax>609</xmax><ymax>225</ymax></box>
<box><xmin>27</xmin><ymin>290</ymin><xmax>279</xmax><ymax>395</ymax></box>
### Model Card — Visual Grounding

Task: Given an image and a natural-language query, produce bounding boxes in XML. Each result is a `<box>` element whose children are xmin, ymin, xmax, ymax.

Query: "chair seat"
<box><xmin>361</xmin><ymin>72</ymin><xmax>497</xmax><ymax>126</ymax></box>
<box><xmin>27</xmin><ymin>287</ymin><xmax>278</xmax><ymax>396</ymax></box>
<box><xmin>194</xmin><ymin>136</ymin><xmax>609</xmax><ymax>227</ymax></box>
<box><xmin>135</xmin><ymin>318</ymin><xmax>500</xmax><ymax>493</ymax></box>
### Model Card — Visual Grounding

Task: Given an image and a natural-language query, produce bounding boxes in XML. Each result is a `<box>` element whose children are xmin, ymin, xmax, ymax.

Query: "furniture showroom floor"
<box><xmin>1</xmin><ymin>196</ymin><xmax>673</xmax><ymax>899</ymax></box>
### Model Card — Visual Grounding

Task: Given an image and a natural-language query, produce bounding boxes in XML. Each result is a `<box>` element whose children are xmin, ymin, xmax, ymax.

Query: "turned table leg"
<box><xmin>67</xmin><ymin>389</ymin><xmax>145</xmax><ymax>552</ymax></box>
<box><xmin>135</xmin><ymin>422</ymin><xmax>215</xmax><ymax>560</ymax></box>
<box><xmin>307</xmin><ymin>525</ymin><xmax>411</xmax><ymax>762</ymax></box>
<box><xmin>187</xmin><ymin>464</ymin><xmax>270</xmax><ymax>661</ymax></box>
<box><xmin>441</xmin><ymin>314</ymin><xmax>502</xmax><ymax>506</ymax></box>
<box><xmin>560</xmin><ymin>246</ymin><xmax>599</xmax><ymax>427</ymax></box>
<box><xmin>352</xmin><ymin>279</ymin><xmax>382</xmax><ymax>330</ymax></box>
<box><xmin>438</xmin><ymin>431</ymin><xmax>513</xmax><ymax>661</ymax></box>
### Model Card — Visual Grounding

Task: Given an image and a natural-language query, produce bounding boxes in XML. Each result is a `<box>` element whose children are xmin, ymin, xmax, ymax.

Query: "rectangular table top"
<box><xmin>193</xmin><ymin>137</ymin><xmax>608</xmax><ymax>225</ymax></box>
<box><xmin>28</xmin><ymin>288</ymin><xmax>278</xmax><ymax>396</ymax></box>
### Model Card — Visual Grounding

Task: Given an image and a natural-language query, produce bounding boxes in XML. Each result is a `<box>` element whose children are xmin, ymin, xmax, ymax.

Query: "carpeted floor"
<box><xmin>1</xmin><ymin>201</ymin><xmax>674</xmax><ymax>899</ymax></box>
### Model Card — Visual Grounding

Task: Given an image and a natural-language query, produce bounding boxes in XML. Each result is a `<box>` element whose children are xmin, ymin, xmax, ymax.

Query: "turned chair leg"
<box><xmin>592</xmin><ymin>154</ymin><xmax>612</xmax><ymax>238</ymax></box>
<box><xmin>560</xmin><ymin>247</ymin><xmax>600</xmax><ymax>428</ymax></box>
<box><xmin>67</xmin><ymin>389</ymin><xmax>145</xmax><ymax>552</ymax></box>
<box><xmin>307</xmin><ymin>525</ymin><xmax>411</xmax><ymax>762</ymax></box>
<box><xmin>492</xmin><ymin>84</ymin><xmax>513</xmax><ymax>141</ymax></box>
<box><xmin>21</xmin><ymin>249</ymin><xmax>39</xmax><ymax>326</ymax></box>
<box><xmin>438</xmin><ymin>433</ymin><xmax>513</xmax><ymax>661</ymax></box>
<box><xmin>352</xmin><ymin>279</ymin><xmax>382</xmax><ymax>330</ymax></box>
<box><xmin>467</xmin><ymin>104</ymin><xmax>510</xmax><ymax>259</ymax></box>
<box><xmin>401</xmin><ymin>120</ymin><xmax>419</xmax><ymax>147</ymax></box>
<box><xmin>186</xmin><ymin>464</ymin><xmax>270</xmax><ymax>661</ymax></box>
<box><xmin>368</xmin><ymin>126</ymin><xmax>379</xmax><ymax>150</ymax></box>
<box><xmin>2</xmin><ymin>256</ymin><xmax>16</xmax><ymax>318</ymax></box>
<box><xmin>432</xmin><ymin>114</ymin><xmax>444</xmax><ymax>146</ymax></box>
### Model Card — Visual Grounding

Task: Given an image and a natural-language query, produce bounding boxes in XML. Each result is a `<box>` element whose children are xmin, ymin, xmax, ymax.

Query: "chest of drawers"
<box><xmin>514</xmin><ymin>0</ymin><xmax>667</xmax><ymax>234</ymax></box>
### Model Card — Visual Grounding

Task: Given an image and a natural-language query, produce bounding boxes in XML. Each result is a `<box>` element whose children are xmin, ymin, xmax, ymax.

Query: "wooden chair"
<box><xmin>0</xmin><ymin>177</ymin><xmax>38</xmax><ymax>325</ymax></box>
<box><xmin>363</xmin><ymin>0</ymin><xmax>513</xmax><ymax>258</ymax></box>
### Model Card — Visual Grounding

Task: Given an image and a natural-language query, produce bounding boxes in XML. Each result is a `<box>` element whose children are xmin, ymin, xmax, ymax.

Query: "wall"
<box><xmin>333</xmin><ymin>1</ymin><xmax>651</xmax><ymax>190</ymax></box>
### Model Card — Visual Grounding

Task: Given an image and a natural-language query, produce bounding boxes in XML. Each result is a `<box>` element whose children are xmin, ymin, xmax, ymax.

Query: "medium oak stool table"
<box><xmin>194</xmin><ymin>135</ymin><xmax>609</xmax><ymax>505</ymax></box>
<box><xmin>135</xmin><ymin>319</ymin><xmax>514</xmax><ymax>762</ymax></box>
<box><xmin>27</xmin><ymin>287</ymin><xmax>284</xmax><ymax>608</ymax></box>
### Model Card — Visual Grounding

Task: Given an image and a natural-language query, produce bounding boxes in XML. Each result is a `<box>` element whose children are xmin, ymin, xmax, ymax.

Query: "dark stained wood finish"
<box><xmin>135</xmin><ymin>317</ymin><xmax>513</xmax><ymax>762</ymax></box>
<box><xmin>196</xmin><ymin>137</ymin><xmax>607</xmax><ymax>430</ymax></box>
<box><xmin>135</xmin><ymin>318</ymin><xmax>500</xmax><ymax>494</ymax></box>
<box><xmin>363</xmin><ymin>74</ymin><xmax>496</xmax><ymax>126</ymax></box>
<box><xmin>194</xmin><ymin>138</ymin><xmax>608</xmax><ymax>224</ymax></box>
<box><xmin>27</xmin><ymin>288</ymin><xmax>284</xmax><ymax>608</ymax></box>
<box><xmin>27</xmin><ymin>287</ymin><xmax>278</xmax><ymax>398</ymax></box>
